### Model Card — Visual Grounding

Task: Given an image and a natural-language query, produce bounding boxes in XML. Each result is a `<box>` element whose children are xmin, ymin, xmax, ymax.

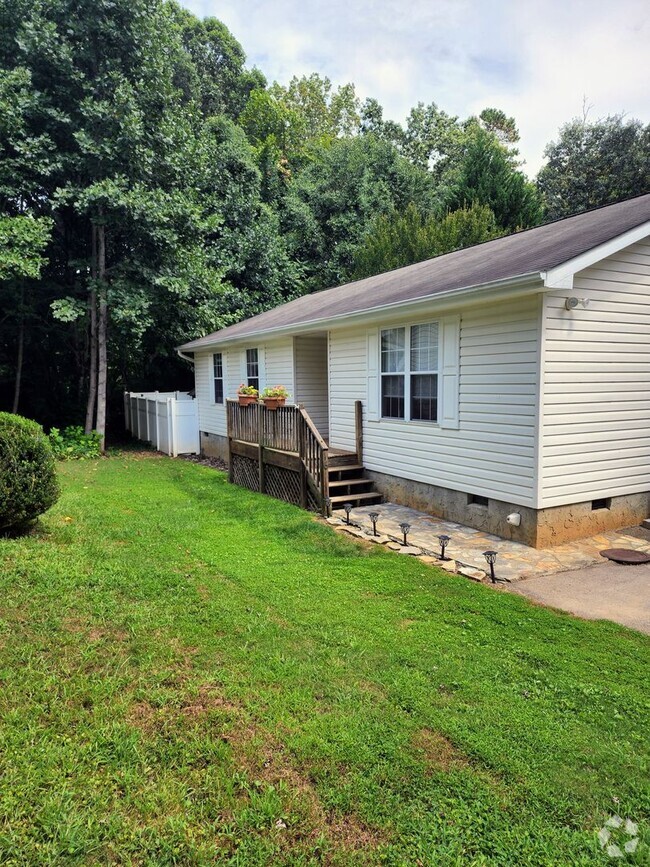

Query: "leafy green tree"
<box><xmin>447</xmin><ymin>126</ymin><xmax>543</xmax><ymax>230</ymax></box>
<box><xmin>283</xmin><ymin>135</ymin><xmax>437</xmax><ymax>291</ymax></box>
<box><xmin>402</xmin><ymin>102</ymin><xmax>465</xmax><ymax>188</ymax></box>
<box><xmin>171</xmin><ymin>4</ymin><xmax>265</xmax><ymax>120</ymax></box>
<box><xmin>268</xmin><ymin>74</ymin><xmax>361</xmax><ymax>151</ymax></box>
<box><xmin>0</xmin><ymin>215</ymin><xmax>51</xmax><ymax>281</ymax></box>
<box><xmin>353</xmin><ymin>202</ymin><xmax>503</xmax><ymax>279</ymax></box>
<box><xmin>0</xmin><ymin>214</ymin><xmax>52</xmax><ymax>412</ymax></box>
<box><xmin>537</xmin><ymin>114</ymin><xmax>650</xmax><ymax>219</ymax></box>
<box><xmin>0</xmin><ymin>0</ymin><xmax>297</xmax><ymax>441</ymax></box>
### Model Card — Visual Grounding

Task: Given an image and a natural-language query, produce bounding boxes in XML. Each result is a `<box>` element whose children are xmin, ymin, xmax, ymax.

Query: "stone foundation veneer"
<box><xmin>200</xmin><ymin>431</ymin><xmax>229</xmax><ymax>463</ymax></box>
<box><xmin>364</xmin><ymin>469</ymin><xmax>650</xmax><ymax>548</ymax></box>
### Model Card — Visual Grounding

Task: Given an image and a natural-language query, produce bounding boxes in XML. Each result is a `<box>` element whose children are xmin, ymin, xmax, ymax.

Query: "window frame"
<box><xmin>213</xmin><ymin>352</ymin><xmax>224</xmax><ymax>404</ymax></box>
<box><xmin>245</xmin><ymin>347</ymin><xmax>260</xmax><ymax>391</ymax></box>
<box><xmin>379</xmin><ymin>322</ymin><xmax>440</xmax><ymax>424</ymax></box>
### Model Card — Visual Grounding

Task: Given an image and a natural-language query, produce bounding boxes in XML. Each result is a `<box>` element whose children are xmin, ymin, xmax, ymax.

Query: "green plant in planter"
<box><xmin>0</xmin><ymin>412</ymin><xmax>60</xmax><ymax>532</ymax></box>
<box><xmin>262</xmin><ymin>385</ymin><xmax>290</xmax><ymax>399</ymax></box>
<box><xmin>237</xmin><ymin>384</ymin><xmax>259</xmax><ymax>396</ymax></box>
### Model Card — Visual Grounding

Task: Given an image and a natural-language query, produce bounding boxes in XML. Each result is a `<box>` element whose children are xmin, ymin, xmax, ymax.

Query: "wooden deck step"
<box><xmin>328</xmin><ymin>463</ymin><xmax>364</xmax><ymax>476</ymax></box>
<box><xmin>329</xmin><ymin>491</ymin><xmax>383</xmax><ymax>507</ymax></box>
<box><xmin>329</xmin><ymin>477</ymin><xmax>374</xmax><ymax>487</ymax></box>
<box><xmin>328</xmin><ymin>452</ymin><xmax>359</xmax><ymax>468</ymax></box>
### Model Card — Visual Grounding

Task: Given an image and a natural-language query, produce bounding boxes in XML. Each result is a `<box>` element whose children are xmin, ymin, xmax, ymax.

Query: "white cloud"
<box><xmin>181</xmin><ymin>0</ymin><xmax>650</xmax><ymax>176</ymax></box>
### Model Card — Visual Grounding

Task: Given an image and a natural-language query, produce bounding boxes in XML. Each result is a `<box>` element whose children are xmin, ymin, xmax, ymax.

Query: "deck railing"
<box><xmin>226</xmin><ymin>400</ymin><xmax>329</xmax><ymax>514</ymax></box>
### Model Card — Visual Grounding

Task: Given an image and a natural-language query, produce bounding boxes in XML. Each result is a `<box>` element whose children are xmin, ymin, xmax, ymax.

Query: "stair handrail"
<box><xmin>297</xmin><ymin>405</ymin><xmax>329</xmax><ymax>514</ymax></box>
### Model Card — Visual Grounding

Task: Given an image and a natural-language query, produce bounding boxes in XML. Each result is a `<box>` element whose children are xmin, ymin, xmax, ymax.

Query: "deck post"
<box><xmin>227</xmin><ymin>401</ymin><xmax>234</xmax><ymax>484</ymax></box>
<box><xmin>321</xmin><ymin>446</ymin><xmax>329</xmax><ymax>516</ymax></box>
<box><xmin>298</xmin><ymin>414</ymin><xmax>308</xmax><ymax>509</ymax></box>
<box><xmin>257</xmin><ymin>401</ymin><xmax>265</xmax><ymax>494</ymax></box>
<box><xmin>355</xmin><ymin>400</ymin><xmax>363</xmax><ymax>465</ymax></box>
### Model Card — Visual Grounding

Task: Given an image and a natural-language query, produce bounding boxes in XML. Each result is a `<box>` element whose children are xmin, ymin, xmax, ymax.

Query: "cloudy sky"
<box><xmin>181</xmin><ymin>0</ymin><xmax>649</xmax><ymax>177</ymax></box>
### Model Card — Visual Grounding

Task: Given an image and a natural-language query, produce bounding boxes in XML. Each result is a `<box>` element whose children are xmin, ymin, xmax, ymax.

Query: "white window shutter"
<box><xmin>258</xmin><ymin>347</ymin><xmax>266</xmax><ymax>391</ymax></box>
<box><xmin>440</xmin><ymin>316</ymin><xmax>460</xmax><ymax>429</ymax></box>
<box><xmin>239</xmin><ymin>350</ymin><xmax>247</xmax><ymax>386</ymax></box>
<box><xmin>367</xmin><ymin>328</ymin><xmax>379</xmax><ymax>421</ymax></box>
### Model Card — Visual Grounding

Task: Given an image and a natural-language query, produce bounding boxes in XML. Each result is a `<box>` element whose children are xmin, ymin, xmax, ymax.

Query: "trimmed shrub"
<box><xmin>0</xmin><ymin>412</ymin><xmax>60</xmax><ymax>532</ymax></box>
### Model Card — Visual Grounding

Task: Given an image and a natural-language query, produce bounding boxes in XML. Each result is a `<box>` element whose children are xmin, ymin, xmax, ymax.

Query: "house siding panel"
<box><xmin>294</xmin><ymin>336</ymin><xmax>329</xmax><ymax>438</ymax></box>
<box><xmin>540</xmin><ymin>240</ymin><xmax>650</xmax><ymax>507</ymax></box>
<box><xmin>328</xmin><ymin>297</ymin><xmax>540</xmax><ymax>506</ymax></box>
<box><xmin>194</xmin><ymin>338</ymin><xmax>295</xmax><ymax>438</ymax></box>
<box><xmin>194</xmin><ymin>350</ymin><xmax>227</xmax><ymax>436</ymax></box>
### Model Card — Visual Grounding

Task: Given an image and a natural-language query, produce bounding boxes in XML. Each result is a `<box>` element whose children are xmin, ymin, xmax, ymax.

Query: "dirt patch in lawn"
<box><xmin>62</xmin><ymin>615</ymin><xmax>129</xmax><ymax>644</ymax></box>
<box><xmin>411</xmin><ymin>727</ymin><xmax>469</xmax><ymax>772</ymax></box>
<box><xmin>232</xmin><ymin>733</ymin><xmax>389</xmax><ymax>852</ymax></box>
<box><xmin>126</xmin><ymin>682</ymin><xmax>388</xmax><ymax>854</ymax></box>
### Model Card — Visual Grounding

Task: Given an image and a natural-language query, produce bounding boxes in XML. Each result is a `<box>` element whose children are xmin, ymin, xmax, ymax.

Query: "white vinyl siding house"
<box><xmin>179</xmin><ymin>196</ymin><xmax>650</xmax><ymax>545</ymax></box>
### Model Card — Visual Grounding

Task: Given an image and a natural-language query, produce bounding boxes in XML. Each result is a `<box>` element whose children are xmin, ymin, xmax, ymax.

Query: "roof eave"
<box><xmin>542</xmin><ymin>219</ymin><xmax>650</xmax><ymax>290</ymax></box>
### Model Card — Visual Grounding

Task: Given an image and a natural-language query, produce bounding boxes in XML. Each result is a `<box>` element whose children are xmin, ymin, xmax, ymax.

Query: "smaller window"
<box><xmin>591</xmin><ymin>498</ymin><xmax>611</xmax><ymax>511</ymax></box>
<box><xmin>246</xmin><ymin>348</ymin><xmax>259</xmax><ymax>391</ymax></box>
<box><xmin>468</xmin><ymin>493</ymin><xmax>489</xmax><ymax>507</ymax></box>
<box><xmin>213</xmin><ymin>353</ymin><xmax>224</xmax><ymax>404</ymax></box>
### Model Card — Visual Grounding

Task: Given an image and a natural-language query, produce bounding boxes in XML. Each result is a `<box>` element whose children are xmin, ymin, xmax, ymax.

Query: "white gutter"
<box><xmin>176</xmin><ymin>349</ymin><xmax>195</xmax><ymax>364</ymax></box>
<box><xmin>181</xmin><ymin>271</ymin><xmax>543</xmax><ymax>352</ymax></box>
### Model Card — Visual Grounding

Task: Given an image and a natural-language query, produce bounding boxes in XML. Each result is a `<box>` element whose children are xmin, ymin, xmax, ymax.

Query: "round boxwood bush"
<box><xmin>0</xmin><ymin>412</ymin><xmax>60</xmax><ymax>532</ymax></box>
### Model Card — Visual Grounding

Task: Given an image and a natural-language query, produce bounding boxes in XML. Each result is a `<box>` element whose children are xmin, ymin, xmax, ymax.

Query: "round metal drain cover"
<box><xmin>600</xmin><ymin>548</ymin><xmax>650</xmax><ymax>565</ymax></box>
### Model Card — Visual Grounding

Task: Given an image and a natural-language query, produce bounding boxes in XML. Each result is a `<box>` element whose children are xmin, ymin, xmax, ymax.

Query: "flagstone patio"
<box><xmin>334</xmin><ymin>502</ymin><xmax>650</xmax><ymax>583</ymax></box>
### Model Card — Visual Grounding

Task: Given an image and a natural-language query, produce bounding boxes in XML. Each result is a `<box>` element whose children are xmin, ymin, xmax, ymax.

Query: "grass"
<box><xmin>0</xmin><ymin>453</ymin><xmax>648</xmax><ymax>865</ymax></box>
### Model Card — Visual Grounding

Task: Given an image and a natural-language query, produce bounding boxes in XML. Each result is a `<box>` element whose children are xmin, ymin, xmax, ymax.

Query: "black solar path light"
<box><xmin>343</xmin><ymin>502</ymin><xmax>353</xmax><ymax>525</ymax></box>
<box><xmin>438</xmin><ymin>534</ymin><xmax>451</xmax><ymax>560</ymax></box>
<box><xmin>399</xmin><ymin>522</ymin><xmax>411</xmax><ymax>546</ymax></box>
<box><xmin>483</xmin><ymin>550</ymin><xmax>498</xmax><ymax>583</ymax></box>
<box><xmin>369</xmin><ymin>511</ymin><xmax>380</xmax><ymax>536</ymax></box>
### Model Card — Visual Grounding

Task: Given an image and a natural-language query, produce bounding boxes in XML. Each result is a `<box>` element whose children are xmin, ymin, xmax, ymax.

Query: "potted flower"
<box><xmin>237</xmin><ymin>384</ymin><xmax>259</xmax><ymax>406</ymax></box>
<box><xmin>261</xmin><ymin>385</ymin><xmax>290</xmax><ymax>410</ymax></box>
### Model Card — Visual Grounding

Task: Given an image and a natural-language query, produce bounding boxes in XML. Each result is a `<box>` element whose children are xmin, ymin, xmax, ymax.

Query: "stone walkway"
<box><xmin>331</xmin><ymin>502</ymin><xmax>650</xmax><ymax>583</ymax></box>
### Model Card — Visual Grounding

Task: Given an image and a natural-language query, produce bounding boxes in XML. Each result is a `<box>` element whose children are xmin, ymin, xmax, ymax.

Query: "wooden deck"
<box><xmin>226</xmin><ymin>400</ymin><xmax>381</xmax><ymax>513</ymax></box>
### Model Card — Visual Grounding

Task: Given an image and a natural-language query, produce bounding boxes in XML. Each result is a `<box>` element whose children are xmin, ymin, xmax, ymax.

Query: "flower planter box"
<box><xmin>262</xmin><ymin>397</ymin><xmax>286</xmax><ymax>410</ymax></box>
<box><xmin>237</xmin><ymin>394</ymin><xmax>258</xmax><ymax>406</ymax></box>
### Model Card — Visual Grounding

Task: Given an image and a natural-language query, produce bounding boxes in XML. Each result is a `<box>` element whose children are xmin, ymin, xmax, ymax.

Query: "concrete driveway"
<box><xmin>512</xmin><ymin>561</ymin><xmax>650</xmax><ymax>634</ymax></box>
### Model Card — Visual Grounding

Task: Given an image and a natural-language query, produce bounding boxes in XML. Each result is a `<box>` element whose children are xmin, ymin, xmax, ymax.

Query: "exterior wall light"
<box><xmin>368</xmin><ymin>511</ymin><xmax>380</xmax><ymax>536</ymax></box>
<box><xmin>438</xmin><ymin>534</ymin><xmax>451</xmax><ymax>560</ymax></box>
<box><xmin>483</xmin><ymin>550</ymin><xmax>498</xmax><ymax>583</ymax></box>
<box><xmin>399</xmin><ymin>522</ymin><xmax>411</xmax><ymax>546</ymax></box>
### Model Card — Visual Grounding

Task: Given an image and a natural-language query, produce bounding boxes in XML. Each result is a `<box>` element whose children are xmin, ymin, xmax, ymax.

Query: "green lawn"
<box><xmin>0</xmin><ymin>454</ymin><xmax>648</xmax><ymax>865</ymax></box>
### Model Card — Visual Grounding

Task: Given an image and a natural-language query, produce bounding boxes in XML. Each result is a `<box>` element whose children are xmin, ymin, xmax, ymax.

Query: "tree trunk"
<box><xmin>96</xmin><ymin>221</ymin><xmax>108</xmax><ymax>451</ymax></box>
<box><xmin>11</xmin><ymin>289</ymin><xmax>24</xmax><ymax>414</ymax></box>
<box><xmin>85</xmin><ymin>225</ymin><xmax>98</xmax><ymax>433</ymax></box>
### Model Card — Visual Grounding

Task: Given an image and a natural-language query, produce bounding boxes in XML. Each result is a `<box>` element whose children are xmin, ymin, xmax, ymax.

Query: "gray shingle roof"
<box><xmin>179</xmin><ymin>194</ymin><xmax>650</xmax><ymax>350</ymax></box>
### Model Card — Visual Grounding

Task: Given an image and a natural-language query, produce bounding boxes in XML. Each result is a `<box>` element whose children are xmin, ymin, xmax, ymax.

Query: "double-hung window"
<box><xmin>380</xmin><ymin>323</ymin><xmax>439</xmax><ymax>422</ymax></box>
<box><xmin>246</xmin><ymin>348</ymin><xmax>259</xmax><ymax>391</ymax></box>
<box><xmin>213</xmin><ymin>353</ymin><xmax>224</xmax><ymax>404</ymax></box>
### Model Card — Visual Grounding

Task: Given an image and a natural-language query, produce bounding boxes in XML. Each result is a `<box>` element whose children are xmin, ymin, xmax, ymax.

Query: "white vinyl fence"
<box><xmin>124</xmin><ymin>391</ymin><xmax>199</xmax><ymax>457</ymax></box>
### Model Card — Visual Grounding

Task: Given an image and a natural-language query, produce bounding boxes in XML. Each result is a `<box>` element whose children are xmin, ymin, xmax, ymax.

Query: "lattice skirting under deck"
<box><xmin>230</xmin><ymin>453</ymin><xmax>321</xmax><ymax>513</ymax></box>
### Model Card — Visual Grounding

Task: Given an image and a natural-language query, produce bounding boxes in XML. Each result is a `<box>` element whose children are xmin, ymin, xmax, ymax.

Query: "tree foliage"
<box><xmin>353</xmin><ymin>202</ymin><xmax>504</xmax><ymax>279</ymax></box>
<box><xmin>283</xmin><ymin>135</ymin><xmax>437</xmax><ymax>291</ymax></box>
<box><xmin>0</xmin><ymin>215</ymin><xmax>51</xmax><ymax>280</ymax></box>
<box><xmin>0</xmin><ymin>0</ymin><xmax>643</xmax><ymax>435</ymax></box>
<box><xmin>446</xmin><ymin>126</ymin><xmax>543</xmax><ymax>231</ymax></box>
<box><xmin>537</xmin><ymin>114</ymin><xmax>650</xmax><ymax>219</ymax></box>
